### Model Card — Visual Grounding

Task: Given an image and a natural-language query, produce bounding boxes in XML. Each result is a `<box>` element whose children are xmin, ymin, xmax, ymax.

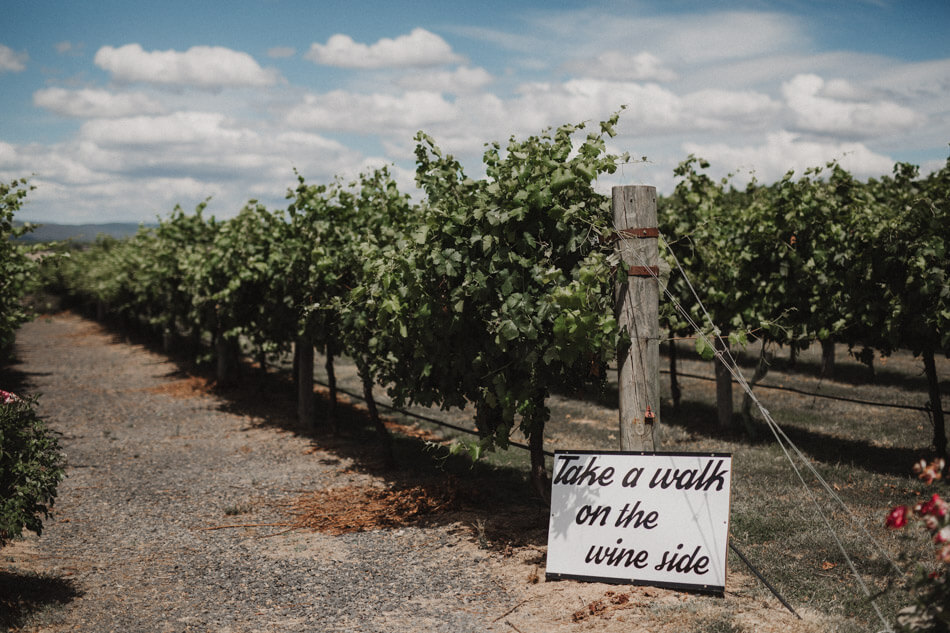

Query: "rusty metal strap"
<box><xmin>615</xmin><ymin>227</ymin><xmax>659</xmax><ymax>240</ymax></box>
<box><xmin>628</xmin><ymin>265</ymin><xmax>659</xmax><ymax>277</ymax></box>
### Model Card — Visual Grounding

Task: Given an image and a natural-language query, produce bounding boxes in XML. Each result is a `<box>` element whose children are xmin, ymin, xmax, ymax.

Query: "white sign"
<box><xmin>546</xmin><ymin>451</ymin><xmax>732</xmax><ymax>593</ymax></box>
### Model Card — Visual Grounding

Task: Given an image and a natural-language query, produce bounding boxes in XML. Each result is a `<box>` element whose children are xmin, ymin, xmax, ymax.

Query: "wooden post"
<box><xmin>923</xmin><ymin>347</ymin><xmax>947</xmax><ymax>464</ymax></box>
<box><xmin>715</xmin><ymin>336</ymin><xmax>733</xmax><ymax>430</ymax></box>
<box><xmin>820</xmin><ymin>338</ymin><xmax>836</xmax><ymax>380</ymax></box>
<box><xmin>613</xmin><ymin>185</ymin><xmax>660</xmax><ymax>451</ymax></box>
<box><xmin>296</xmin><ymin>335</ymin><xmax>315</xmax><ymax>429</ymax></box>
<box><xmin>215</xmin><ymin>335</ymin><xmax>239</xmax><ymax>386</ymax></box>
<box><xmin>162</xmin><ymin>327</ymin><xmax>174</xmax><ymax>355</ymax></box>
<box><xmin>325</xmin><ymin>345</ymin><xmax>338</xmax><ymax>433</ymax></box>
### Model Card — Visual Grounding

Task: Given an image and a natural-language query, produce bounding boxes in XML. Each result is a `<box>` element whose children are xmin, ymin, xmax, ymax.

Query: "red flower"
<box><xmin>0</xmin><ymin>389</ymin><xmax>20</xmax><ymax>404</ymax></box>
<box><xmin>886</xmin><ymin>505</ymin><xmax>911</xmax><ymax>529</ymax></box>
<box><xmin>917</xmin><ymin>494</ymin><xmax>948</xmax><ymax>519</ymax></box>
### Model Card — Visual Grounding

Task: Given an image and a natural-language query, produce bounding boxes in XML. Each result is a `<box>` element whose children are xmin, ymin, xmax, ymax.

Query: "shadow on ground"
<box><xmin>9</xmin><ymin>306</ymin><xmax>550</xmax><ymax>553</ymax></box>
<box><xmin>0</xmin><ymin>358</ymin><xmax>53</xmax><ymax>398</ymax></box>
<box><xmin>42</xmin><ymin>310</ymin><xmax>934</xmax><ymax>547</ymax></box>
<box><xmin>0</xmin><ymin>569</ymin><xmax>82</xmax><ymax>630</ymax></box>
<box><xmin>663</xmin><ymin>399</ymin><xmax>927</xmax><ymax>478</ymax></box>
<box><xmin>207</xmin><ymin>363</ymin><xmax>551</xmax><ymax>550</ymax></box>
<box><xmin>88</xmin><ymin>310</ymin><xmax>554</xmax><ymax>553</ymax></box>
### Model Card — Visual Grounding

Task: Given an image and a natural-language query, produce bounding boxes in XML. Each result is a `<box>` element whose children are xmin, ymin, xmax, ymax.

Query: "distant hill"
<box><xmin>14</xmin><ymin>222</ymin><xmax>153</xmax><ymax>243</ymax></box>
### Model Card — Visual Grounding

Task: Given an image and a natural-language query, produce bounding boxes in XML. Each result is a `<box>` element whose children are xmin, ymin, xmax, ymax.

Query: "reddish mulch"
<box><xmin>571</xmin><ymin>590</ymin><xmax>634</xmax><ymax>622</ymax></box>
<box><xmin>144</xmin><ymin>375</ymin><xmax>215</xmax><ymax>399</ymax></box>
<box><xmin>382</xmin><ymin>419</ymin><xmax>445</xmax><ymax>443</ymax></box>
<box><xmin>287</xmin><ymin>480</ymin><xmax>462</xmax><ymax>535</ymax></box>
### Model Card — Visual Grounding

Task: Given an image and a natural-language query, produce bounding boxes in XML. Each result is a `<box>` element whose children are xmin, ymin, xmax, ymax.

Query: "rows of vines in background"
<box><xmin>40</xmin><ymin>116</ymin><xmax>628</xmax><ymax>495</ymax></box>
<box><xmin>36</xmin><ymin>122</ymin><xmax>949</xmax><ymax>476</ymax></box>
<box><xmin>659</xmin><ymin>154</ymin><xmax>950</xmax><ymax>459</ymax></box>
<box><xmin>864</xmin><ymin>161</ymin><xmax>950</xmax><ymax>459</ymax></box>
<box><xmin>47</xmin><ymin>203</ymin><xmax>219</xmax><ymax>354</ymax></box>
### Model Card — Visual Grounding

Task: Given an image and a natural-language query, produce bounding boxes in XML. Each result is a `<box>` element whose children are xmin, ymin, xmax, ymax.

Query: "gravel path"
<box><xmin>2</xmin><ymin>313</ymin><xmax>521</xmax><ymax>633</ymax></box>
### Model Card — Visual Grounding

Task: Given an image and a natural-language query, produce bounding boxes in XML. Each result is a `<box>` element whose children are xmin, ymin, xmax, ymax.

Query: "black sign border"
<box><xmin>546</xmin><ymin>449</ymin><xmax>733</xmax><ymax>595</ymax></box>
<box><xmin>544</xmin><ymin>571</ymin><xmax>725</xmax><ymax>595</ymax></box>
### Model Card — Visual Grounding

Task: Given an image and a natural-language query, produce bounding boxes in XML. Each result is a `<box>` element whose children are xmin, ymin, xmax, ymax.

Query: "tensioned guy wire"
<box><xmin>614</xmin><ymin>223</ymin><xmax>899</xmax><ymax>633</ymax></box>
<box><xmin>654</xmin><ymin>232</ymin><xmax>902</xmax><ymax>571</ymax></box>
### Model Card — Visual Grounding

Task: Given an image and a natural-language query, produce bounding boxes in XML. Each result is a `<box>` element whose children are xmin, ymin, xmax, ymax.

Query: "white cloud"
<box><xmin>304</xmin><ymin>28</ymin><xmax>464</xmax><ymax>69</ymax></box>
<box><xmin>272</xmin><ymin>130</ymin><xmax>353</xmax><ymax>152</ymax></box>
<box><xmin>94</xmin><ymin>44</ymin><xmax>281</xmax><ymax>88</ymax></box>
<box><xmin>876</xmin><ymin>59</ymin><xmax>950</xmax><ymax>95</ymax></box>
<box><xmin>679</xmin><ymin>51</ymin><xmax>889</xmax><ymax>93</ymax></box>
<box><xmin>0</xmin><ymin>44</ymin><xmax>28</xmax><ymax>72</ymax></box>
<box><xmin>3</xmin><ymin>115</ymin><xmax>372</xmax><ymax>223</ymax></box>
<box><xmin>821</xmin><ymin>78</ymin><xmax>871</xmax><ymax>101</ymax></box>
<box><xmin>479</xmin><ymin>9</ymin><xmax>806</xmax><ymax>69</ymax></box>
<box><xmin>2</xmin><ymin>141</ymin><xmax>107</xmax><ymax>186</ymax></box>
<box><xmin>681</xmin><ymin>89</ymin><xmax>781</xmax><ymax>129</ymax></box>
<box><xmin>565</xmin><ymin>51</ymin><xmax>678</xmax><ymax>82</ymax></box>
<box><xmin>782</xmin><ymin>73</ymin><xmax>922</xmax><ymax>138</ymax></box>
<box><xmin>683</xmin><ymin>131</ymin><xmax>896</xmax><ymax>186</ymax></box>
<box><xmin>395</xmin><ymin>66</ymin><xmax>493</xmax><ymax>94</ymax></box>
<box><xmin>492</xmin><ymin>79</ymin><xmax>780</xmax><ymax>138</ymax></box>
<box><xmin>352</xmin><ymin>76</ymin><xmax>782</xmax><ymax>167</ymax></box>
<box><xmin>382</xmin><ymin>92</ymin><xmax>508</xmax><ymax>156</ymax></box>
<box><xmin>286</xmin><ymin>90</ymin><xmax>457</xmax><ymax>134</ymax></box>
<box><xmin>657</xmin><ymin>11</ymin><xmax>805</xmax><ymax>65</ymax></box>
<box><xmin>80</xmin><ymin>111</ymin><xmax>249</xmax><ymax>147</ymax></box>
<box><xmin>0</xmin><ymin>141</ymin><xmax>17</xmax><ymax>167</ymax></box>
<box><xmin>21</xmin><ymin>176</ymin><xmax>221</xmax><ymax>224</ymax></box>
<box><xmin>34</xmin><ymin>87</ymin><xmax>166</xmax><ymax>119</ymax></box>
<box><xmin>503</xmin><ymin>79</ymin><xmax>678</xmax><ymax>133</ymax></box>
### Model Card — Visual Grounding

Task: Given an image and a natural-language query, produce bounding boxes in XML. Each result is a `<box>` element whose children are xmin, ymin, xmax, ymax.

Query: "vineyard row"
<box><xmin>6</xmin><ymin>113</ymin><xmax>949</xmax><ymax>487</ymax></box>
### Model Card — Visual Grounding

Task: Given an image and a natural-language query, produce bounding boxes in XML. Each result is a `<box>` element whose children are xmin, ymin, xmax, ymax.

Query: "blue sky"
<box><xmin>2</xmin><ymin>0</ymin><xmax>948</xmax><ymax>223</ymax></box>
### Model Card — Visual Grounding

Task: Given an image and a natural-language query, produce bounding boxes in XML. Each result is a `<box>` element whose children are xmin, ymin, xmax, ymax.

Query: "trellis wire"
<box><xmin>659</xmin><ymin>369</ymin><xmax>936</xmax><ymax>413</ymax></box>
<box><xmin>615</xmin><ymin>224</ymin><xmax>901</xmax><ymax>633</ymax></box>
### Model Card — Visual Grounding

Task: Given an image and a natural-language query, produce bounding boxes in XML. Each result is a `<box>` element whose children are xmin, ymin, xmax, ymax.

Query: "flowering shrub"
<box><xmin>0</xmin><ymin>392</ymin><xmax>65</xmax><ymax>549</ymax></box>
<box><xmin>886</xmin><ymin>459</ymin><xmax>949</xmax><ymax>632</ymax></box>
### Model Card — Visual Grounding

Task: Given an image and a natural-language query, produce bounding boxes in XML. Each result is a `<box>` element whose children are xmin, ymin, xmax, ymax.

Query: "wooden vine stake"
<box><xmin>613</xmin><ymin>185</ymin><xmax>660</xmax><ymax>451</ymax></box>
<box><xmin>296</xmin><ymin>335</ymin><xmax>315</xmax><ymax>430</ymax></box>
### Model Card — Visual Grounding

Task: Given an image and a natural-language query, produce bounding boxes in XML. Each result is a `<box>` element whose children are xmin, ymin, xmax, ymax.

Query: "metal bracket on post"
<box><xmin>613</xmin><ymin>227</ymin><xmax>659</xmax><ymax>241</ymax></box>
<box><xmin>633</xmin><ymin>405</ymin><xmax>656</xmax><ymax>436</ymax></box>
<box><xmin>628</xmin><ymin>265</ymin><xmax>660</xmax><ymax>277</ymax></box>
<box><xmin>623</xmin><ymin>228</ymin><xmax>659</xmax><ymax>279</ymax></box>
